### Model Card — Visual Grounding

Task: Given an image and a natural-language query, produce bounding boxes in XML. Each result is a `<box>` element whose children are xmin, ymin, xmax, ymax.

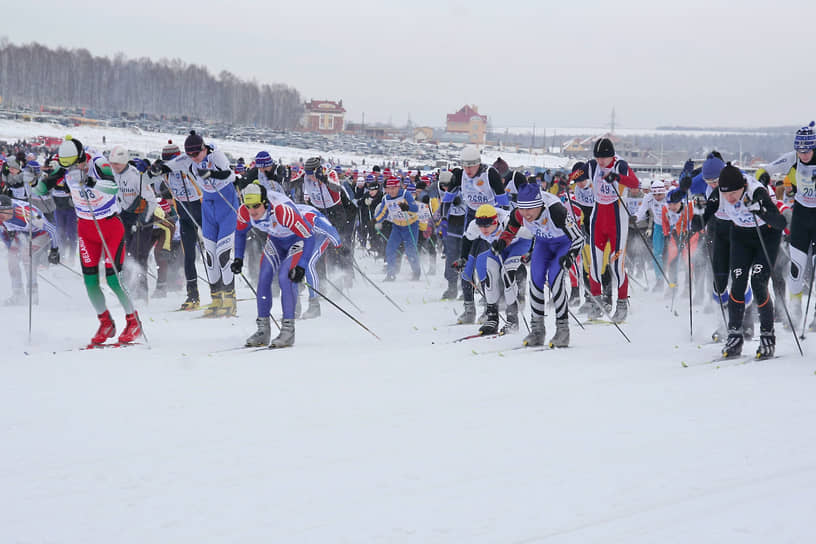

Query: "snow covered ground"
<box><xmin>1</xmin><ymin>250</ymin><xmax>815</xmax><ymax>543</ymax></box>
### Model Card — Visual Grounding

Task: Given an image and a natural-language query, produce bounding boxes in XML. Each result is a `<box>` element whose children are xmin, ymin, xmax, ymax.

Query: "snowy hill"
<box><xmin>1</xmin><ymin>249</ymin><xmax>814</xmax><ymax>543</ymax></box>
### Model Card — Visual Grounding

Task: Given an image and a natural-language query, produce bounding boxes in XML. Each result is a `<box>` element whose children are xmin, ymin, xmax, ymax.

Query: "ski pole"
<box><xmin>304</xmin><ymin>280</ymin><xmax>381</xmax><ymax>340</ymax></box>
<box><xmin>350</xmin><ymin>257</ymin><xmax>405</xmax><ymax>312</ymax></box>
<box><xmin>750</xmin><ymin>212</ymin><xmax>803</xmax><ymax>357</ymax></box>
<box><xmin>25</xmin><ymin>195</ymin><xmax>34</xmax><ymax>343</ymax></box>
<box><xmin>322</xmin><ymin>274</ymin><xmax>364</xmax><ymax>313</ymax></box>
<box><xmin>239</xmin><ymin>272</ymin><xmax>280</xmax><ymax>331</ymax></box>
<box><xmin>799</xmin><ymin>245</ymin><xmax>815</xmax><ymax>340</ymax></box>
<box><xmin>38</xmin><ymin>271</ymin><xmax>71</xmax><ymax>297</ymax></box>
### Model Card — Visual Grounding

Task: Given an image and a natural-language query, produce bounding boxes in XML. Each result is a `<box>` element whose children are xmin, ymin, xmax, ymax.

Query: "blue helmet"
<box><xmin>794</xmin><ymin>121</ymin><xmax>816</xmax><ymax>151</ymax></box>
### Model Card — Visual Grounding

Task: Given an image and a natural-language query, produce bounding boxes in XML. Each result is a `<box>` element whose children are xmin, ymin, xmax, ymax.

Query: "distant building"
<box><xmin>413</xmin><ymin>127</ymin><xmax>434</xmax><ymax>142</ymax></box>
<box><xmin>301</xmin><ymin>99</ymin><xmax>346</xmax><ymax>134</ymax></box>
<box><xmin>446</xmin><ymin>104</ymin><xmax>487</xmax><ymax>145</ymax></box>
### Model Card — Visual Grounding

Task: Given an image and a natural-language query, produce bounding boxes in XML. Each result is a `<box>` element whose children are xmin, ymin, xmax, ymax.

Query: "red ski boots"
<box><xmin>91</xmin><ymin>310</ymin><xmax>116</xmax><ymax>345</ymax></box>
<box><xmin>118</xmin><ymin>312</ymin><xmax>142</xmax><ymax>343</ymax></box>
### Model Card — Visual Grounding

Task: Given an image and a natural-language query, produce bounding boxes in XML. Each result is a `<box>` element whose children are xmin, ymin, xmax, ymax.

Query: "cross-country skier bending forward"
<box><xmin>454</xmin><ymin>203</ymin><xmax>532</xmax><ymax>336</ymax></box>
<box><xmin>231</xmin><ymin>184</ymin><xmax>315</xmax><ymax>348</ymax></box>
<box><xmin>494</xmin><ymin>182</ymin><xmax>584</xmax><ymax>347</ymax></box>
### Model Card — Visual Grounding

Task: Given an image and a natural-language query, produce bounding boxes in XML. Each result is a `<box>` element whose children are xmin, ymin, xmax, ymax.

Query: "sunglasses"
<box><xmin>247</xmin><ymin>203</ymin><xmax>264</xmax><ymax>209</ymax></box>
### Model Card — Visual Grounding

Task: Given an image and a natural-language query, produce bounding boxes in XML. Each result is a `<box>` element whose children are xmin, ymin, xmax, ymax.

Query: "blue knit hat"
<box><xmin>516</xmin><ymin>183</ymin><xmax>544</xmax><ymax>209</ymax></box>
<box><xmin>701</xmin><ymin>153</ymin><xmax>725</xmax><ymax>181</ymax></box>
<box><xmin>794</xmin><ymin>121</ymin><xmax>816</xmax><ymax>151</ymax></box>
<box><xmin>254</xmin><ymin>151</ymin><xmax>273</xmax><ymax>168</ymax></box>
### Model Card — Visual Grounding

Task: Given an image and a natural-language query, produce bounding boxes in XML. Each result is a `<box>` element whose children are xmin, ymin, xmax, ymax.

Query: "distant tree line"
<box><xmin>0</xmin><ymin>39</ymin><xmax>304</xmax><ymax>129</ymax></box>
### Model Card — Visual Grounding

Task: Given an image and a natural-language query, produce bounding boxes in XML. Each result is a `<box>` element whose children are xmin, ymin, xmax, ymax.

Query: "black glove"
<box><xmin>491</xmin><ymin>238</ymin><xmax>507</xmax><ymax>255</ymax></box>
<box><xmin>758</xmin><ymin>171</ymin><xmax>771</xmax><ymax>186</ymax></box>
<box><xmin>421</xmin><ymin>195</ymin><xmax>430</xmax><ymax>204</ymax></box>
<box><xmin>288</xmin><ymin>265</ymin><xmax>305</xmax><ymax>283</ymax></box>
<box><xmin>48</xmin><ymin>247</ymin><xmax>60</xmax><ymax>265</ymax></box>
<box><xmin>452</xmin><ymin>257</ymin><xmax>467</xmax><ymax>271</ymax></box>
<box><xmin>559</xmin><ymin>249</ymin><xmax>577</xmax><ymax>269</ymax></box>
<box><xmin>196</xmin><ymin>167</ymin><xmax>211</xmax><ymax>179</ymax></box>
<box><xmin>604</xmin><ymin>172</ymin><xmax>620</xmax><ymax>183</ymax></box>
<box><xmin>452</xmin><ymin>196</ymin><xmax>462</xmax><ymax>206</ymax></box>
<box><xmin>520</xmin><ymin>252</ymin><xmax>531</xmax><ymax>265</ymax></box>
<box><xmin>337</xmin><ymin>245</ymin><xmax>351</xmax><ymax>258</ymax></box>
<box><xmin>398</xmin><ymin>201</ymin><xmax>410</xmax><ymax>211</ymax></box>
<box><xmin>230</xmin><ymin>258</ymin><xmax>243</xmax><ymax>274</ymax></box>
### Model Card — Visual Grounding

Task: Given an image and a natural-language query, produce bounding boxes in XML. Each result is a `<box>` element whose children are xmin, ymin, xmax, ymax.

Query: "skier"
<box><xmin>438</xmin><ymin>170</ymin><xmax>467</xmax><ymax>299</ymax></box>
<box><xmin>0</xmin><ymin>195</ymin><xmax>60</xmax><ymax>305</ymax></box>
<box><xmin>635</xmin><ymin>179</ymin><xmax>668</xmax><ymax>290</ymax></box>
<box><xmin>158</xmin><ymin>131</ymin><xmax>239</xmax><ymax>317</ymax></box>
<box><xmin>109</xmin><ymin>145</ymin><xmax>158</xmax><ymax>302</ymax></box>
<box><xmin>373</xmin><ymin>176</ymin><xmax>421</xmax><ymax>281</ymax></box>
<box><xmin>714</xmin><ymin>163</ymin><xmax>787</xmax><ymax>358</ymax></box>
<box><xmin>585</xmin><ymin>138</ymin><xmax>640</xmax><ymax>322</ymax></box>
<box><xmin>445</xmin><ymin>146</ymin><xmax>511</xmax><ymax>314</ymax></box>
<box><xmin>452</xmin><ymin>204</ymin><xmax>532</xmax><ymax>335</ymax></box>
<box><xmin>494</xmin><ymin>183</ymin><xmax>584</xmax><ymax>347</ymax></box>
<box><xmin>148</xmin><ymin>140</ymin><xmax>204</xmax><ymax>310</ymax></box>
<box><xmin>36</xmin><ymin>137</ymin><xmax>141</xmax><ymax>345</ymax></box>
<box><xmin>754</xmin><ymin>122</ymin><xmax>816</xmax><ymax>331</ymax></box>
<box><xmin>231</xmin><ymin>184</ymin><xmax>315</xmax><ymax>348</ymax></box>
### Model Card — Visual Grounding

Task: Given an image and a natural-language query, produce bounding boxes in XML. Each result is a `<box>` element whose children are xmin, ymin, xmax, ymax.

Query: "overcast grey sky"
<box><xmin>3</xmin><ymin>0</ymin><xmax>813</xmax><ymax>129</ymax></box>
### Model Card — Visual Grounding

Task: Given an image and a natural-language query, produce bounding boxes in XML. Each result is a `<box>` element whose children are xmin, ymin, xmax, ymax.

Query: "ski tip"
<box><xmin>681</xmin><ymin>361</ymin><xmax>688</xmax><ymax>368</ymax></box>
<box><xmin>471</xmin><ymin>349</ymin><xmax>478</xmax><ymax>355</ymax></box>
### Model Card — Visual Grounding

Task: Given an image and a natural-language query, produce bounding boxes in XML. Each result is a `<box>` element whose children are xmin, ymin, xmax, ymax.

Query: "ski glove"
<box><xmin>452</xmin><ymin>258</ymin><xmax>467</xmax><ymax>271</ymax></box>
<box><xmin>196</xmin><ymin>168</ymin><xmax>211</xmax><ymax>179</ymax></box>
<box><xmin>48</xmin><ymin>248</ymin><xmax>60</xmax><ymax>265</ymax></box>
<box><xmin>230</xmin><ymin>258</ymin><xmax>243</xmax><ymax>274</ymax></box>
<box><xmin>559</xmin><ymin>250</ymin><xmax>576</xmax><ymax>270</ymax></box>
<box><xmin>491</xmin><ymin>238</ymin><xmax>507</xmax><ymax>255</ymax></box>
<box><xmin>288</xmin><ymin>266</ymin><xmax>305</xmax><ymax>283</ymax></box>
<box><xmin>603</xmin><ymin>171</ymin><xmax>620</xmax><ymax>183</ymax></box>
<box><xmin>452</xmin><ymin>196</ymin><xmax>462</xmax><ymax>207</ymax></box>
<box><xmin>398</xmin><ymin>201</ymin><xmax>410</xmax><ymax>211</ymax></box>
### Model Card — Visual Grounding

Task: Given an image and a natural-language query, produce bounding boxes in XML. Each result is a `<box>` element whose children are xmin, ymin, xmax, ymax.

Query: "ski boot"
<box><xmin>711</xmin><ymin>325</ymin><xmax>727</xmax><ymax>343</ymax></box>
<box><xmin>501</xmin><ymin>302</ymin><xmax>519</xmax><ymax>334</ymax></box>
<box><xmin>179</xmin><ymin>282</ymin><xmax>200</xmax><ymax>311</ymax></box>
<box><xmin>586</xmin><ymin>299</ymin><xmax>604</xmax><ymax>320</ymax></box>
<box><xmin>611</xmin><ymin>298</ymin><xmax>628</xmax><ymax>323</ymax></box>
<box><xmin>245</xmin><ymin>317</ymin><xmax>271</xmax><ymax>347</ymax></box>
<box><xmin>2</xmin><ymin>289</ymin><xmax>25</xmax><ymax>306</ymax></box>
<box><xmin>218</xmin><ymin>288</ymin><xmax>237</xmax><ymax>317</ymax></box>
<box><xmin>523</xmin><ymin>314</ymin><xmax>546</xmax><ymax>346</ymax></box>
<box><xmin>578</xmin><ymin>294</ymin><xmax>594</xmax><ymax>315</ymax></box>
<box><xmin>269</xmin><ymin>318</ymin><xmax>295</xmax><ymax>348</ymax></box>
<box><xmin>118</xmin><ymin>312</ymin><xmax>142</xmax><ymax>343</ymax></box>
<box><xmin>441</xmin><ymin>281</ymin><xmax>457</xmax><ymax>300</ymax></box>
<box><xmin>457</xmin><ymin>301</ymin><xmax>476</xmax><ymax>324</ymax></box>
<box><xmin>756</xmin><ymin>329</ymin><xmax>775</xmax><ymax>359</ymax></box>
<box><xmin>300</xmin><ymin>298</ymin><xmax>321</xmax><ymax>319</ymax></box>
<box><xmin>478</xmin><ymin>303</ymin><xmax>500</xmax><ymax>335</ymax></box>
<box><xmin>549</xmin><ymin>316</ymin><xmax>570</xmax><ymax>348</ymax></box>
<box><xmin>91</xmin><ymin>310</ymin><xmax>116</xmax><ymax>345</ymax></box>
<box><xmin>384</xmin><ymin>273</ymin><xmax>396</xmax><ymax>282</ymax></box>
<box><xmin>722</xmin><ymin>330</ymin><xmax>744</xmax><ymax>358</ymax></box>
<box><xmin>201</xmin><ymin>291</ymin><xmax>223</xmax><ymax>318</ymax></box>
